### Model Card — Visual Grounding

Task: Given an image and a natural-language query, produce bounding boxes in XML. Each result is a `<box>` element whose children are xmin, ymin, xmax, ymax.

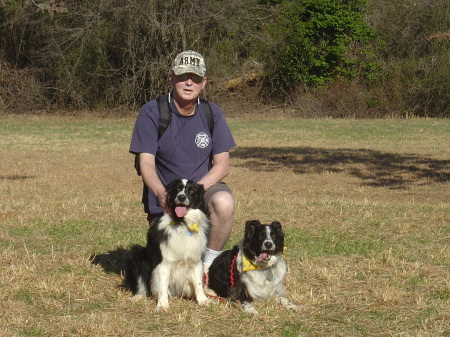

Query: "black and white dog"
<box><xmin>124</xmin><ymin>179</ymin><xmax>210</xmax><ymax>310</ymax></box>
<box><xmin>208</xmin><ymin>220</ymin><xmax>301</xmax><ymax>314</ymax></box>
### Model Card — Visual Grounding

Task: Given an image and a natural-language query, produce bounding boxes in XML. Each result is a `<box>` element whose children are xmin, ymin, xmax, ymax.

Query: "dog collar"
<box><xmin>169</xmin><ymin>220</ymin><xmax>198</xmax><ymax>234</ymax></box>
<box><xmin>242</xmin><ymin>254</ymin><xmax>274</xmax><ymax>272</ymax></box>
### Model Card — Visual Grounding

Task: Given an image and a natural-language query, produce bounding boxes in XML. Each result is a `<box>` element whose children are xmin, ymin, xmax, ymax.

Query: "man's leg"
<box><xmin>204</xmin><ymin>183</ymin><xmax>235</xmax><ymax>253</ymax></box>
<box><xmin>202</xmin><ymin>183</ymin><xmax>234</xmax><ymax>294</ymax></box>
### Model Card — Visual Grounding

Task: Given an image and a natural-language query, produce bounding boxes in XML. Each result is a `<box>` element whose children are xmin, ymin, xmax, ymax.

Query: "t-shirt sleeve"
<box><xmin>209</xmin><ymin>102</ymin><xmax>236</xmax><ymax>155</ymax></box>
<box><xmin>129</xmin><ymin>101</ymin><xmax>159</xmax><ymax>155</ymax></box>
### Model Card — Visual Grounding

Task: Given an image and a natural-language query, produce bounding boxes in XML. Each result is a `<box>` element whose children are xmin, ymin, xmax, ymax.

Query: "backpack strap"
<box><xmin>156</xmin><ymin>94</ymin><xmax>171</xmax><ymax>139</ymax></box>
<box><xmin>198</xmin><ymin>98</ymin><xmax>214</xmax><ymax>170</ymax></box>
<box><xmin>199</xmin><ymin>97</ymin><xmax>214</xmax><ymax>136</ymax></box>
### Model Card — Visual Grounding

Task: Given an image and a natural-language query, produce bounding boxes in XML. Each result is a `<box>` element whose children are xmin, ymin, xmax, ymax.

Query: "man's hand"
<box><xmin>156</xmin><ymin>189</ymin><xmax>170</xmax><ymax>214</ymax></box>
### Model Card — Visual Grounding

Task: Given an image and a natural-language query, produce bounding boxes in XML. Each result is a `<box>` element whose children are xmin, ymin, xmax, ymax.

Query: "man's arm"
<box><xmin>139</xmin><ymin>152</ymin><xmax>169</xmax><ymax>213</ymax></box>
<box><xmin>198</xmin><ymin>151</ymin><xmax>231</xmax><ymax>190</ymax></box>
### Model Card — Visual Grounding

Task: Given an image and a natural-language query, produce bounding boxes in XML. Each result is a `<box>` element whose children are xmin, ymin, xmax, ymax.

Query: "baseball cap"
<box><xmin>171</xmin><ymin>50</ymin><xmax>206</xmax><ymax>77</ymax></box>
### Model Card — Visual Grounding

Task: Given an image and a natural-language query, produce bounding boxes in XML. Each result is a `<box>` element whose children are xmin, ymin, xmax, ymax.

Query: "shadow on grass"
<box><xmin>233</xmin><ymin>147</ymin><xmax>449</xmax><ymax>189</ymax></box>
<box><xmin>91</xmin><ymin>245</ymin><xmax>150</xmax><ymax>293</ymax></box>
<box><xmin>90</xmin><ymin>247</ymin><xmax>130</xmax><ymax>275</ymax></box>
<box><xmin>0</xmin><ymin>175</ymin><xmax>35</xmax><ymax>180</ymax></box>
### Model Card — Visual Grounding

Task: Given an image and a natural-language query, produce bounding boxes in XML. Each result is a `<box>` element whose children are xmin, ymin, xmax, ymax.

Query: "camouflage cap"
<box><xmin>171</xmin><ymin>50</ymin><xmax>206</xmax><ymax>77</ymax></box>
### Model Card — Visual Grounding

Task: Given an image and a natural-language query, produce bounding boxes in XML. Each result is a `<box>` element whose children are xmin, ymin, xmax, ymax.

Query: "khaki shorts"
<box><xmin>204</xmin><ymin>182</ymin><xmax>232</xmax><ymax>206</ymax></box>
<box><xmin>147</xmin><ymin>182</ymin><xmax>232</xmax><ymax>224</ymax></box>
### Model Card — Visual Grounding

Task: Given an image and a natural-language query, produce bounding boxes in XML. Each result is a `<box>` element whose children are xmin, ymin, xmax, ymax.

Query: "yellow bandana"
<box><xmin>242</xmin><ymin>254</ymin><xmax>273</xmax><ymax>272</ymax></box>
<box><xmin>241</xmin><ymin>248</ymin><xmax>287</xmax><ymax>272</ymax></box>
<box><xmin>188</xmin><ymin>222</ymin><xmax>198</xmax><ymax>233</ymax></box>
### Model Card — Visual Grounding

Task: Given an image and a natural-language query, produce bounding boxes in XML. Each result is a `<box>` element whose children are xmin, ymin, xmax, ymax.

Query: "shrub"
<box><xmin>366</xmin><ymin>0</ymin><xmax>450</xmax><ymax>117</ymax></box>
<box><xmin>0</xmin><ymin>62</ymin><xmax>48</xmax><ymax>114</ymax></box>
<box><xmin>259</xmin><ymin>0</ymin><xmax>377</xmax><ymax>100</ymax></box>
<box><xmin>0</xmin><ymin>0</ymin><xmax>448</xmax><ymax>116</ymax></box>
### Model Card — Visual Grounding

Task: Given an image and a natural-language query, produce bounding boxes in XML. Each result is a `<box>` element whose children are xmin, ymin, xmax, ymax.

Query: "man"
<box><xmin>129</xmin><ymin>50</ymin><xmax>236</xmax><ymax>276</ymax></box>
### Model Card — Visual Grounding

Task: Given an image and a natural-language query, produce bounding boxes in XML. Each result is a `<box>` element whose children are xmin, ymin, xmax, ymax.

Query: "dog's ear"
<box><xmin>245</xmin><ymin>220</ymin><xmax>261</xmax><ymax>229</ymax></box>
<box><xmin>197</xmin><ymin>182</ymin><xmax>205</xmax><ymax>194</ymax></box>
<box><xmin>271</xmin><ymin>221</ymin><xmax>285</xmax><ymax>249</ymax></box>
<box><xmin>244</xmin><ymin>220</ymin><xmax>260</xmax><ymax>240</ymax></box>
<box><xmin>165</xmin><ymin>179</ymin><xmax>178</xmax><ymax>191</ymax></box>
<box><xmin>164</xmin><ymin>180</ymin><xmax>174</xmax><ymax>207</ymax></box>
<box><xmin>271</xmin><ymin>221</ymin><xmax>282</xmax><ymax>231</ymax></box>
<box><xmin>271</xmin><ymin>221</ymin><xmax>284</xmax><ymax>237</ymax></box>
<box><xmin>190</xmin><ymin>181</ymin><xmax>206</xmax><ymax>211</ymax></box>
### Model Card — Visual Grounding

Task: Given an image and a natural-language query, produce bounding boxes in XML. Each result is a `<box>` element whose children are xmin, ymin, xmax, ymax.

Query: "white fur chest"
<box><xmin>237</xmin><ymin>252</ymin><xmax>287</xmax><ymax>301</ymax></box>
<box><xmin>158</xmin><ymin>209</ymin><xmax>209</xmax><ymax>264</ymax></box>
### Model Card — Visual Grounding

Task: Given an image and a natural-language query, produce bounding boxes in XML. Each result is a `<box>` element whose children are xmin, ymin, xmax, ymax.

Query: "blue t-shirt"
<box><xmin>129</xmin><ymin>94</ymin><xmax>236</xmax><ymax>213</ymax></box>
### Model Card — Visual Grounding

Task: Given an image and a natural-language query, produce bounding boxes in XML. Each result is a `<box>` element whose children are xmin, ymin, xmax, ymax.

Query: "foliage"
<box><xmin>1</xmin><ymin>0</ymin><xmax>238</xmax><ymax>109</ymax></box>
<box><xmin>260</xmin><ymin>0</ymin><xmax>377</xmax><ymax>98</ymax></box>
<box><xmin>0</xmin><ymin>0</ymin><xmax>448</xmax><ymax>116</ymax></box>
<box><xmin>365</xmin><ymin>0</ymin><xmax>450</xmax><ymax>117</ymax></box>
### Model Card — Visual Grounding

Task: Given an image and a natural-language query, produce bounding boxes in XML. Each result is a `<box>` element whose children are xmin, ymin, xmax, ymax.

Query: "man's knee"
<box><xmin>209</xmin><ymin>191</ymin><xmax>234</xmax><ymax>215</ymax></box>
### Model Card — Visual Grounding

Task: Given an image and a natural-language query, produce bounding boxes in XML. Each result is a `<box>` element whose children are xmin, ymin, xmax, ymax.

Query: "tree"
<box><xmin>259</xmin><ymin>0</ymin><xmax>376</xmax><ymax>100</ymax></box>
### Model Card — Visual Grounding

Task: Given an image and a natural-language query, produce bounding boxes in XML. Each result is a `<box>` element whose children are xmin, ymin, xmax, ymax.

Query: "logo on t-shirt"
<box><xmin>195</xmin><ymin>132</ymin><xmax>210</xmax><ymax>148</ymax></box>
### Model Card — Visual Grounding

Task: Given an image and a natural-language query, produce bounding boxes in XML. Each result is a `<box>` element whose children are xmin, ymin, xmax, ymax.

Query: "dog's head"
<box><xmin>165</xmin><ymin>179</ymin><xmax>206</xmax><ymax>219</ymax></box>
<box><xmin>242</xmin><ymin>220</ymin><xmax>284</xmax><ymax>263</ymax></box>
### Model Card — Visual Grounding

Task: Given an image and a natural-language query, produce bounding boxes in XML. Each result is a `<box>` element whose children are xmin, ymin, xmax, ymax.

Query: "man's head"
<box><xmin>171</xmin><ymin>50</ymin><xmax>206</xmax><ymax>78</ymax></box>
<box><xmin>169</xmin><ymin>51</ymin><xmax>207</xmax><ymax>105</ymax></box>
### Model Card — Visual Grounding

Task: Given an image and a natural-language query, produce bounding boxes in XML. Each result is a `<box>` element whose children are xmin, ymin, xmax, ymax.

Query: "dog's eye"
<box><xmin>270</xmin><ymin>231</ymin><xmax>277</xmax><ymax>239</ymax></box>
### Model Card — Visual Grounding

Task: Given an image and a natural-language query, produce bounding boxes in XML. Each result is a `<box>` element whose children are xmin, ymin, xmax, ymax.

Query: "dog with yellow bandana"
<box><xmin>124</xmin><ymin>179</ymin><xmax>210</xmax><ymax>310</ymax></box>
<box><xmin>207</xmin><ymin>220</ymin><xmax>301</xmax><ymax>314</ymax></box>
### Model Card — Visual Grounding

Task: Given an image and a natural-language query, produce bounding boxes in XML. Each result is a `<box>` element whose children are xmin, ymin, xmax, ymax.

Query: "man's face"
<box><xmin>170</xmin><ymin>72</ymin><xmax>207</xmax><ymax>104</ymax></box>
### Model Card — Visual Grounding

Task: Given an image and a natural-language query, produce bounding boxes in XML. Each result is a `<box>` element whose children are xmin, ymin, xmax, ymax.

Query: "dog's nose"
<box><xmin>177</xmin><ymin>195</ymin><xmax>186</xmax><ymax>202</ymax></box>
<box><xmin>264</xmin><ymin>241</ymin><xmax>273</xmax><ymax>249</ymax></box>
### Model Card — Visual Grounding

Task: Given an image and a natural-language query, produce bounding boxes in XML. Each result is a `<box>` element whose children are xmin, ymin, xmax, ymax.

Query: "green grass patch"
<box><xmin>286</xmin><ymin>228</ymin><xmax>383</xmax><ymax>258</ymax></box>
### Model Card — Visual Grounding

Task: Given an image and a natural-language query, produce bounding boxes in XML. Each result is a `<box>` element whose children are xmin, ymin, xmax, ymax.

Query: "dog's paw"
<box><xmin>196</xmin><ymin>293</ymin><xmax>211</xmax><ymax>306</ymax></box>
<box><xmin>241</xmin><ymin>301</ymin><xmax>259</xmax><ymax>315</ymax></box>
<box><xmin>156</xmin><ymin>301</ymin><xmax>169</xmax><ymax>311</ymax></box>
<box><xmin>203</xmin><ymin>285</ymin><xmax>218</xmax><ymax>297</ymax></box>
<box><xmin>286</xmin><ymin>303</ymin><xmax>303</xmax><ymax>312</ymax></box>
<box><xmin>278</xmin><ymin>297</ymin><xmax>302</xmax><ymax>312</ymax></box>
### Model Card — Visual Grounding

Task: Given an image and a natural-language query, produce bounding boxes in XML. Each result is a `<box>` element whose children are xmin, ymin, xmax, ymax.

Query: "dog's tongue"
<box><xmin>175</xmin><ymin>206</ymin><xmax>187</xmax><ymax>218</ymax></box>
<box><xmin>258</xmin><ymin>253</ymin><xmax>268</xmax><ymax>261</ymax></box>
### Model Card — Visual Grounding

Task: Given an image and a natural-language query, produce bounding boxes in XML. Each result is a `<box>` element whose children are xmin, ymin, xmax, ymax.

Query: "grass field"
<box><xmin>1</xmin><ymin>115</ymin><xmax>449</xmax><ymax>336</ymax></box>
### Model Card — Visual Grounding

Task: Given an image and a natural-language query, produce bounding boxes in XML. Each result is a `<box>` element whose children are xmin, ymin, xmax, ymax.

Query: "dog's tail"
<box><xmin>121</xmin><ymin>244</ymin><xmax>146</xmax><ymax>294</ymax></box>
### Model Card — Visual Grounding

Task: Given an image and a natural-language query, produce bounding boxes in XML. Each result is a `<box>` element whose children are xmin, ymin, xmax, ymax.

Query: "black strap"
<box><xmin>156</xmin><ymin>95</ymin><xmax>171</xmax><ymax>139</ymax></box>
<box><xmin>199</xmin><ymin>97</ymin><xmax>214</xmax><ymax>137</ymax></box>
<box><xmin>199</xmin><ymin>98</ymin><xmax>214</xmax><ymax>170</ymax></box>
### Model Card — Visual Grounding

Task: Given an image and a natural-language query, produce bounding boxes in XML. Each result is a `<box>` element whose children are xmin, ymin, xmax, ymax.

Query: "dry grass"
<box><xmin>0</xmin><ymin>115</ymin><xmax>449</xmax><ymax>336</ymax></box>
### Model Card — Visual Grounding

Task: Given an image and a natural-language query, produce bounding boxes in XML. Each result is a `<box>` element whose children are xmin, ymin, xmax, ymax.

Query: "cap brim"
<box><xmin>172</xmin><ymin>68</ymin><xmax>205</xmax><ymax>77</ymax></box>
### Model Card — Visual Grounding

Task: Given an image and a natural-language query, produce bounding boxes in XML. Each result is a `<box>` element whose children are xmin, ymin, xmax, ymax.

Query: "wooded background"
<box><xmin>0</xmin><ymin>0</ymin><xmax>449</xmax><ymax>117</ymax></box>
